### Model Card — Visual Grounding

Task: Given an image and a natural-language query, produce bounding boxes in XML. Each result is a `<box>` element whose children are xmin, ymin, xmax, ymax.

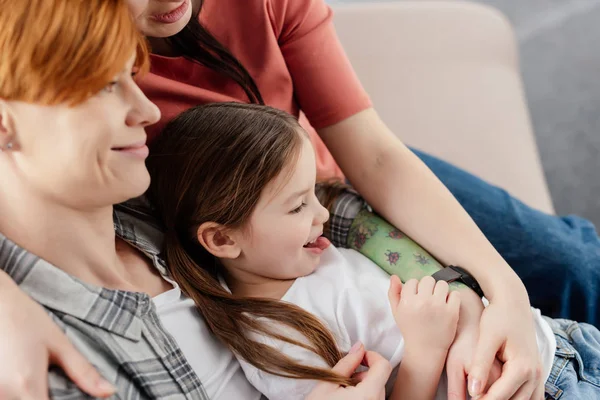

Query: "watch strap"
<box><xmin>431</xmin><ymin>265</ymin><xmax>485</xmax><ymax>298</ymax></box>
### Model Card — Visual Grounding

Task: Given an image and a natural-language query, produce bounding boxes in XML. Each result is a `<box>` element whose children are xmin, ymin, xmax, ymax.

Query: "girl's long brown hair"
<box><xmin>146</xmin><ymin>103</ymin><xmax>351</xmax><ymax>386</ymax></box>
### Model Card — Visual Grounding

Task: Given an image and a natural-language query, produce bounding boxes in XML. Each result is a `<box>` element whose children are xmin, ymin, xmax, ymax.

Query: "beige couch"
<box><xmin>331</xmin><ymin>1</ymin><xmax>555</xmax><ymax>214</ymax></box>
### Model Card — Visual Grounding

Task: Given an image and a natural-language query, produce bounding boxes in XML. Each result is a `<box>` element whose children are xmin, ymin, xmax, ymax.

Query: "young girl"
<box><xmin>145</xmin><ymin>103</ymin><xmax>600</xmax><ymax>400</ymax></box>
<box><xmin>6</xmin><ymin>0</ymin><xmax>599</xmax><ymax>396</ymax></box>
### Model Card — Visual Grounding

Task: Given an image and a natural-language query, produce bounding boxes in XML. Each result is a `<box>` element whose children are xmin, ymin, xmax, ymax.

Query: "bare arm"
<box><xmin>391</xmin><ymin>348</ymin><xmax>447</xmax><ymax>400</ymax></box>
<box><xmin>319</xmin><ymin>109</ymin><xmax>543</xmax><ymax>399</ymax></box>
<box><xmin>387</xmin><ymin>277</ymin><xmax>460</xmax><ymax>400</ymax></box>
<box><xmin>319</xmin><ymin>108</ymin><xmax>524</xmax><ymax>298</ymax></box>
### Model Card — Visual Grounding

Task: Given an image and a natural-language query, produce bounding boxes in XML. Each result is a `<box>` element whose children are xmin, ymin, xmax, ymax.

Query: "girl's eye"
<box><xmin>290</xmin><ymin>202</ymin><xmax>307</xmax><ymax>214</ymax></box>
<box><xmin>103</xmin><ymin>81</ymin><xmax>119</xmax><ymax>93</ymax></box>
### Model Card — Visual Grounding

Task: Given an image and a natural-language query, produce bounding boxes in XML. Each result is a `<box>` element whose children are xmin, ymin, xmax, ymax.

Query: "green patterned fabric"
<box><xmin>347</xmin><ymin>209</ymin><xmax>466</xmax><ymax>291</ymax></box>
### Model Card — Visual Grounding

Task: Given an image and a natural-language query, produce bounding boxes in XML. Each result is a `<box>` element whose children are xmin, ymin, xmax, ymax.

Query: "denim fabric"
<box><xmin>543</xmin><ymin>318</ymin><xmax>600</xmax><ymax>399</ymax></box>
<box><xmin>411</xmin><ymin>148</ymin><xmax>600</xmax><ymax>327</ymax></box>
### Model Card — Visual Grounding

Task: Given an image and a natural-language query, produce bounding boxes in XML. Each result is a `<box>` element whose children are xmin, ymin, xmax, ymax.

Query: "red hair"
<box><xmin>0</xmin><ymin>0</ymin><xmax>149</xmax><ymax>106</ymax></box>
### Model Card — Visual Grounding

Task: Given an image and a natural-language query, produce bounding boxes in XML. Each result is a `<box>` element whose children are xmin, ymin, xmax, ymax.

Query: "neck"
<box><xmin>147</xmin><ymin>37</ymin><xmax>178</xmax><ymax>57</ymax></box>
<box><xmin>0</xmin><ymin>181</ymin><xmax>133</xmax><ymax>290</ymax></box>
<box><xmin>222</xmin><ymin>263</ymin><xmax>295</xmax><ymax>300</ymax></box>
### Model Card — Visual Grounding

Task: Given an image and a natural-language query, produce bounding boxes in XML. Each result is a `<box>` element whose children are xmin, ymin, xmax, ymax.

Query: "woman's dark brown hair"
<box><xmin>166</xmin><ymin>0</ymin><xmax>263</xmax><ymax>104</ymax></box>
<box><xmin>146</xmin><ymin>103</ymin><xmax>351</xmax><ymax>386</ymax></box>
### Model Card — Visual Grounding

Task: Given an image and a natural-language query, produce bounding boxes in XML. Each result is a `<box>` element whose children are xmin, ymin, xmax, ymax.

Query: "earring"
<box><xmin>0</xmin><ymin>142</ymin><xmax>13</xmax><ymax>152</ymax></box>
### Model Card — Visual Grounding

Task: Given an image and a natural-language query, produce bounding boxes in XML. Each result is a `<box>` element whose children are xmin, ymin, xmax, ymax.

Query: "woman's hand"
<box><xmin>306</xmin><ymin>343</ymin><xmax>392</xmax><ymax>400</ymax></box>
<box><xmin>469</xmin><ymin>293</ymin><xmax>544</xmax><ymax>400</ymax></box>
<box><xmin>388</xmin><ymin>276</ymin><xmax>461</xmax><ymax>353</ymax></box>
<box><xmin>445</xmin><ymin>288</ymin><xmax>502</xmax><ymax>400</ymax></box>
<box><xmin>0</xmin><ymin>271</ymin><xmax>114</xmax><ymax>399</ymax></box>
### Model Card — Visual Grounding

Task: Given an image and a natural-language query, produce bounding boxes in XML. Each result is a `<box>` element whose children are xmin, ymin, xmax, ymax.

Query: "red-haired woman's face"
<box><xmin>0</xmin><ymin>55</ymin><xmax>161</xmax><ymax>209</ymax></box>
<box><xmin>129</xmin><ymin>0</ymin><xmax>195</xmax><ymax>38</ymax></box>
<box><xmin>127</xmin><ymin>0</ymin><xmax>149</xmax><ymax>19</ymax></box>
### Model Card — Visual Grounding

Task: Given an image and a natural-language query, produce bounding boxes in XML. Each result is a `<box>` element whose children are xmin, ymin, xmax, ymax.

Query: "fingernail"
<box><xmin>349</xmin><ymin>341</ymin><xmax>363</xmax><ymax>354</ymax></box>
<box><xmin>468</xmin><ymin>378</ymin><xmax>481</xmax><ymax>396</ymax></box>
<box><xmin>97</xmin><ymin>379</ymin><xmax>115</xmax><ymax>393</ymax></box>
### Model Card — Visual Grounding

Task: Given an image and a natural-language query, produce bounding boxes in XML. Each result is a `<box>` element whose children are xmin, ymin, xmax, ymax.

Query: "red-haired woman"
<box><xmin>0</xmin><ymin>1</ymin><xmax>391</xmax><ymax>399</ymax></box>
<box><xmin>3</xmin><ymin>0</ymin><xmax>599</xmax><ymax>399</ymax></box>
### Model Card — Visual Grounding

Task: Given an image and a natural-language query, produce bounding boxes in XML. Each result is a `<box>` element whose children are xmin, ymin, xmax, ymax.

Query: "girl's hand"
<box><xmin>0</xmin><ymin>272</ymin><xmax>114</xmax><ymax>399</ymax></box>
<box><xmin>306</xmin><ymin>343</ymin><xmax>391</xmax><ymax>400</ymax></box>
<box><xmin>388</xmin><ymin>275</ymin><xmax>460</xmax><ymax>353</ymax></box>
<box><xmin>445</xmin><ymin>290</ymin><xmax>502</xmax><ymax>400</ymax></box>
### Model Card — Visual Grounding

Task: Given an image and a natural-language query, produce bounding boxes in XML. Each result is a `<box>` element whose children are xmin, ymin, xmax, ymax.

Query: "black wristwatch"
<box><xmin>431</xmin><ymin>265</ymin><xmax>485</xmax><ymax>298</ymax></box>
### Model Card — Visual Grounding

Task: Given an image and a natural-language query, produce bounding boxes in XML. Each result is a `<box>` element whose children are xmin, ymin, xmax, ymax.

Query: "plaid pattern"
<box><xmin>0</xmin><ymin>189</ymin><xmax>368</xmax><ymax>399</ymax></box>
<box><xmin>0</xmin><ymin>198</ymin><xmax>209</xmax><ymax>400</ymax></box>
<box><xmin>319</xmin><ymin>185</ymin><xmax>368</xmax><ymax>248</ymax></box>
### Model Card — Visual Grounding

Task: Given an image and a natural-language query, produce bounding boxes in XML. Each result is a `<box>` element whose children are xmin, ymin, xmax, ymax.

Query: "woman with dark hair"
<box><xmin>134</xmin><ymin>1</ymin><xmax>600</xmax><ymax>398</ymax></box>
<box><xmin>0</xmin><ymin>1</ymin><xmax>391</xmax><ymax>399</ymax></box>
<box><xmin>2</xmin><ymin>0</ymin><xmax>599</xmax><ymax>399</ymax></box>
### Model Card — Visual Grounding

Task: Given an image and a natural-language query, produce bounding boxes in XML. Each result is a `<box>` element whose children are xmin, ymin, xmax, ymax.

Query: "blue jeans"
<box><xmin>543</xmin><ymin>318</ymin><xmax>600</xmax><ymax>399</ymax></box>
<box><xmin>411</xmin><ymin>149</ymin><xmax>600</xmax><ymax>327</ymax></box>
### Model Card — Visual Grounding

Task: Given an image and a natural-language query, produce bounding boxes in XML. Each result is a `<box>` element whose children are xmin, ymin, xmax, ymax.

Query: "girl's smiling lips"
<box><xmin>304</xmin><ymin>236</ymin><xmax>330</xmax><ymax>255</ymax></box>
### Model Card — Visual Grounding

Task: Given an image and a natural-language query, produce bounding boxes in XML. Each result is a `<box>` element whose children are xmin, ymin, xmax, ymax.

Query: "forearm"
<box><xmin>390</xmin><ymin>349</ymin><xmax>446</xmax><ymax>400</ymax></box>
<box><xmin>321</xmin><ymin>109</ymin><xmax>526</xmax><ymax>301</ymax></box>
<box><xmin>347</xmin><ymin>209</ymin><xmax>466</xmax><ymax>291</ymax></box>
<box><xmin>365</xmin><ymin>147</ymin><xmax>521</xmax><ymax>299</ymax></box>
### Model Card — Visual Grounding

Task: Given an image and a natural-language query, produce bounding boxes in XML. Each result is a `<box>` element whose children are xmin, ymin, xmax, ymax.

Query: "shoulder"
<box><xmin>265</xmin><ymin>0</ymin><xmax>331</xmax><ymax>32</ymax></box>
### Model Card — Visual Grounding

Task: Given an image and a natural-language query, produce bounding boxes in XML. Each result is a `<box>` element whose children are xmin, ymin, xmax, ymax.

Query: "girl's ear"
<box><xmin>197</xmin><ymin>222</ymin><xmax>242</xmax><ymax>260</ymax></box>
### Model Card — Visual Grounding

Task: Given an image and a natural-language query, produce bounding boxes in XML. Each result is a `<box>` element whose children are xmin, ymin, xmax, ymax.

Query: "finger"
<box><xmin>446</xmin><ymin>361</ymin><xmax>467</xmax><ymax>400</ymax></box>
<box><xmin>388</xmin><ymin>275</ymin><xmax>402</xmax><ymax>309</ymax></box>
<box><xmin>479</xmin><ymin>360</ymin><xmax>528</xmax><ymax>400</ymax></box>
<box><xmin>352</xmin><ymin>367</ymin><xmax>389</xmax><ymax>400</ymax></box>
<box><xmin>402</xmin><ymin>279</ymin><xmax>418</xmax><ymax>297</ymax></box>
<box><xmin>447</xmin><ymin>291</ymin><xmax>461</xmax><ymax>313</ymax></box>
<box><xmin>506</xmin><ymin>379</ymin><xmax>536</xmax><ymax>400</ymax></box>
<box><xmin>468</xmin><ymin>330</ymin><xmax>503</xmax><ymax>398</ymax></box>
<box><xmin>483</xmin><ymin>360</ymin><xmax>503</xmax><ymax>392</ymax></box>
<box><xmin>417</xmin><ymin>276</ymin><xmax>436</xmax><ymax>296</ymax></box>
<box><xmin>433</xmin><ymin>280</ymin><xmax>450</xmax><ymax>300</ymax></box>
<box><xmin>49</xmin><ymin>332</ymin><xmax>115</xmax><ymax>397</ymax></box>
<box><xmin>331</xmin><ymin>342</ymin><xmax>365</xmax><ymax>377</ymax></box>
<box><xmin>529</xmin><ymin>381</ymin><xmax>545</xmax><ymax>400</ymax></box>
<box><xmin>355</xmin><ymin>351</ymin><xmax>392</xmax><ymax>394</ymax></box>
<box><xmin>352</xmin><ymin>371</ymin><xmax>368</xmax><ymax>382</ymax></box>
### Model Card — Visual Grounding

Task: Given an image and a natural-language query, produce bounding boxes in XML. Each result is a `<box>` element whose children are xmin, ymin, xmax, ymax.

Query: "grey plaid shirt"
<box><xmin>0</xmin><ymin>189</ymin><xmax>365</xmax><ymax>399</ymax></box>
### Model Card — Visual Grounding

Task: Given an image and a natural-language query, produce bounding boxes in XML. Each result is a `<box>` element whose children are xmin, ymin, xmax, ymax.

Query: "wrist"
<box><xmin>455</xmin><ymin>288</ymin><xmax>484</xmax><ymax>328</ymax></box>
<box><xmin>404</xmin><ymin>342</ymin><xmax>448</xmax><ymax>362</ymax></box>
<box><xmin>478</xmin><ymin>264</ymin><xmax>527</xmax><ymax>302</ymax></box>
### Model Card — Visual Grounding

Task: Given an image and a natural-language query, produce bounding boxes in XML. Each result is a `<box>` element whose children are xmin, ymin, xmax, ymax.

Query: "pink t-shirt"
<box><xmin>139</xmin><ymin>0</ymin><xmax>372</xmax><ymax>180</ymax></box>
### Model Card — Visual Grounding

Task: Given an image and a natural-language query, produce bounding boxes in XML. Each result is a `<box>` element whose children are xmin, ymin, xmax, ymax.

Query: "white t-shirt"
<box><xmin>235</xmin><ymin>246</ymin><xmax>557</xmax><ymax>400</ymax></box>
<box><xmin>153</xmin><ymin>280</ymin><xmax>263</xmax><ymax>400</ymax></box>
